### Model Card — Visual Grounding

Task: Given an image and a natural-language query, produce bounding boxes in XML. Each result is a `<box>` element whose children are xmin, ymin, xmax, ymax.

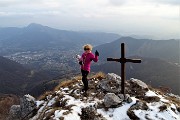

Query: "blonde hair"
<box><xmin>83</xmin><ymin>44</ymin><xmax>93</xmax><ymax>51</ymax></box>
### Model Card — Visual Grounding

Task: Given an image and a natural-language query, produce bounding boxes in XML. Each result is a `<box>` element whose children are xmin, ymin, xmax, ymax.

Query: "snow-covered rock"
<box><xmin>127</xmin><ymin>97</ymin><xmax>133</xmax><ymax>103</ymax></box>
<box><xmin>106</xmin><ymin>73</ymin><xmax>121</xmax><ymax>81</ymax></box>
<box><xmin>130</xmin><ymin>78</ymin><xmax>148</xmax><ymax>89</ymax></box>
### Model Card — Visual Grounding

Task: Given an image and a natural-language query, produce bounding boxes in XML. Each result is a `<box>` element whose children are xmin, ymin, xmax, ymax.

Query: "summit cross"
<box><xmin>107</xmin><ymin>43</ymin><xmax>142</xmax><ymax>96</ymax></box>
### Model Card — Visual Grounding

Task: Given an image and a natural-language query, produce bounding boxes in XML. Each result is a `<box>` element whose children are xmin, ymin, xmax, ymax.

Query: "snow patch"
<box><xmin>54</xmin><ymin>110</ymin><xmax>68</xmax><ymax>119</ymax></box>
<box><xmin>25</xmin><ymin>94</ymin><xmax>35</xmax><ymax>101</ymax></box>
<box><xmin>145</xmin><ymin>90</ymin><xmax>158</xmax><ymax>97</ymax></box>
<box><xmin>134</xmin><ymin>100</ymin><xmax>180</xmax><ymax>120</ymax></box>
<box><xmin>47</xmin><ymin>97</ymin><xmax>57</xmax><ymax>106</ymax></box>
<box><xmin>36</xmin><ymin>100</ymin><xmax>44</xmax><ymax>108</ymax></box>
<box><xmin>62</xmin><ymin>88</ymin><xmax>69</xmax><ymax>91</ymax></box>
<box><xmin>97</xmin><ymin>97</ymin><xmax>137</xmax><ymax>120</ymax></box>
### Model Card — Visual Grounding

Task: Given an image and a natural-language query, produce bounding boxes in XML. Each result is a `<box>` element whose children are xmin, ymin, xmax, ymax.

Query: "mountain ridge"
<box><xmin>93</xmin><ymin>36</ymin><xmax>179</xmax><ymax>63</ymax></box>
<box><xmin>0</xmin><ymin>56</ymin><xmax>51</xmax><ymax>95</ymax></box>
<box><xmin>8</xmin><ymin>73</ymin><xmax>180</xmax><ymax>120</ymax></box>
<box><xmin>0</xmin><ymin>23</ymin><xmax>120</xmax><ymax>55</ymax></box>
<box><xmin>92</xmin><ymin>56</ymin><xmax>180</xmax><ymax>95</ymax></box>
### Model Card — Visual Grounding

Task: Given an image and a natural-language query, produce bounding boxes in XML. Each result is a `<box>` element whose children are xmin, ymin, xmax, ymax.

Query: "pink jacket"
<box><xmin>80</xmin><ymin>52</ymin><xmax>98</xmax><ymax>72</ymax></box>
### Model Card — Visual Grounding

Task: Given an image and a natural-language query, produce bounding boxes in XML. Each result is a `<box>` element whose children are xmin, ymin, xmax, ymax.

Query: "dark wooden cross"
<box><xmin>107</xmin><ymin>43</ymin><xmax>141</xmax><ymax>96</ymax></box>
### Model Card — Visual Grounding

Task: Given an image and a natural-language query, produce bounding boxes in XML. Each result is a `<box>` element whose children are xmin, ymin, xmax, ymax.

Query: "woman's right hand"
<box><xmin>79</xmin><ymin>61</ymin><xmax>83</xmax><ymax>65</ymax></box>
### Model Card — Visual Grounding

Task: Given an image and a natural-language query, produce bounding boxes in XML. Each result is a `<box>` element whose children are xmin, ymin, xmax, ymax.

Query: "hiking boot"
<box><xmin>83</xmin><ymin>91</ymin><xmax>88</xmax><ymax>97</ymax></box>
<box><xmin>81</xmin><ymin>87</ymin><xmax>88</xmax><ymax>92</ymax></box>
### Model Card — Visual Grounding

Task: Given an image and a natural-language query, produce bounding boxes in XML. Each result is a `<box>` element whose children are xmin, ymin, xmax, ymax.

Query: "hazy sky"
<box><xmin>0</xmin><ymin>0</ymin><xmax>180</xmax><ymax>39</ymax></box>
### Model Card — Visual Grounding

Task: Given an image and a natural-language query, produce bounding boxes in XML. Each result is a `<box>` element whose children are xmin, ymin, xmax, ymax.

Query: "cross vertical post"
<box><xmin>121</xmin><ymin>43</ymin><xmax>125</xmax><ymax>96</ymax></box>
<box><xmin>107</xmin><ymin>43</ymin><xmax>141</xmax><ymax>98</ymax></box>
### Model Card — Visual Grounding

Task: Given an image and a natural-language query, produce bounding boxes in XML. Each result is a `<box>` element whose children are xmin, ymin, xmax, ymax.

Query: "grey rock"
<box><xmin>177</xmin><ymin>106</ymin><xmax>180</xmax><ymax>112</ymax></box>
<box><xmin>104</xmin><ymin>93</ymin><xmax>122</xmax><ymax>107</ymax></box>
<box><xmin>127</xmin><ymin>97</ymin><xmax>133</xmax><ymax>103</ymax></box>
<box><xmin>106</xmin><ymin>73</ymin><xmax>121</xmax><ymax>81</ymax></box>
<box><xmin>131</xmin><ymin>100</ymin><xmax>148</xmax><ymax>110</ymax></box>
<box><xmin>20</xmin><ymin>94</ymin><xmax>36</xmax><ymax>118</ymax></box>
<box><xmin>118</xmin><ymin>94</ymin><xmax>130</xmax><ymax>100</ymax></box>
<box><xmin>8</xmin><ymin>94</ymin><xmax>36</xmax><ymax>120</ymax></box>
<box><xmin>8</xmin><ymin>105</ymin><xmax>21</xmax><ymax>120</ymax></box>
<box><xmin>127</xmin><ymin>100</ymin><xmax>148</xmax><ymax>120</ymax></box>
<box><xmin>98</xmin><ymin>73</ymin><xmax>121</xmax><ymax>93</ymax></box>
<box><xmin>125</xmin><ymin>94</ymin><xmax>130</xmax><ymax>100</ymax></box>
<box><xmin>80</xmin><ymin>106</ymin><xmax>107</xmax><ymax>120</ymax></box>
<box><xmin>118</xmin><ymin>94</ymin><xmax>125</xmax><ymax>100</ymax></box>
<box><xmin>130</xmin><ymin>78</ymin><xmax>148</xmax><ymax>89</ymax></box>
<box><xmin>118</xmin><ymin>94</ymin><xmax>132</xmax><ymax>103</ymax></box>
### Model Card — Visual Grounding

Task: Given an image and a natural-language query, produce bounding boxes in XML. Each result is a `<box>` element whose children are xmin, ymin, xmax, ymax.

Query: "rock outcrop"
<box><xmin>8</xmin><ymin>73</ymin><xmax>180</xmax><ymax>120</ymax></box>
<box><xmin>8</xmin><ymin>94</ymin><xmax>36</xmax><ymax>120</ymax></box>
<box><xmin>9</xmin><ymin>105</ymin><xmax>21</xmax><ymax>120</ymax></box>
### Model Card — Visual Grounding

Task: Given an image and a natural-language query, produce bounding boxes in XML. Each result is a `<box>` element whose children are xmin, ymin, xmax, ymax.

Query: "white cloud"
<box><xmin>150</xmin><ymin>0</ymin><xmax>180</xmax><ymax>5</ymax></box>
<box><xmin>0</xmin><ymin>11</ymin><xmax>34</xmax><ymax>16</ymax></box>
<box><xmin>108</xmin><ymin>0</ymin><xmax>127</xmax><ymax>6</ymax></box>
<box><xmin>0</xmin><ymin>0</ymin><xmax>179</xmax><ymax>39</ymax></box>
<box><xmin>108</xmin><ymin>0</ymin><xmax>180</xmax><ymax>6</ymax></box>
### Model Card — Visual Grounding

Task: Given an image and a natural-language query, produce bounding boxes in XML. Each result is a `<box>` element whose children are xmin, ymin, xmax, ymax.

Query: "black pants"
<box><xmin>81</xmin><ymin>69</ymin><xmax>89</xmax><ymax>91</ymax></box>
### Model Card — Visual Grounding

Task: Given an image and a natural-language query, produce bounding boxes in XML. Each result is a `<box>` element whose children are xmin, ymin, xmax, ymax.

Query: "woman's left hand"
<box><xmin>95</xmin><ymin>50</ymin><xmax>99</xmax><ymax>56</ymax></box>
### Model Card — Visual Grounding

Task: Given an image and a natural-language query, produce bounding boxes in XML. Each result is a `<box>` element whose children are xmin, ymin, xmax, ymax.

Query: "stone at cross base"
<box><xmin>98</xmin><ymin>73</ymin><xmax>121</xmax><ymax>94</ymax></box>
<box><xmin>98</xmin><ymin>73</ymin><xmax>149</xmax><ymax>106</ymax></box>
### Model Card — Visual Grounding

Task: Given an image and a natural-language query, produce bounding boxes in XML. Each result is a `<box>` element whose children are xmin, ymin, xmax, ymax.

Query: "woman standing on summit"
<box><xmin>78</xmin><ymin>44</ymin><xmax>99</xmax><ymax>93</ymax></box>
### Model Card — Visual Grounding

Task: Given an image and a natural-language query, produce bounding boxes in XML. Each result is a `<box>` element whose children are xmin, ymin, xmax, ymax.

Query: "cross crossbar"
<box><xmin>107</xmin><ymin>58</ymin><xmax>141</xmax><ymax>63</ymax></box>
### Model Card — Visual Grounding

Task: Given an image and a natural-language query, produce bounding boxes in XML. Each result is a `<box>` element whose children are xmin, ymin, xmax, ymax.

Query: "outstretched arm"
<box><xmin>91</xmin><ymin>54</ymin><xmax>98</xmax><ymax>62</ymax></box>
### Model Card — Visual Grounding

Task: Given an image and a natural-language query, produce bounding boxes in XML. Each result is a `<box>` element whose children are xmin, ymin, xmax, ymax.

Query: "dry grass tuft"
<box><xmin>152</xmin><ymin>87</ymin><xmax>180</xmax><ymax>107</ymax></box>
<box><xmin>0</xmin><ymin>95</ymin><xmax>19</xmax><ymax>120</ymax></box>
<box><xmin>60</xmin><ymin>98</ymin><xmax>69</xmax><ymax>107</ymax></box>
<box><xmin>38</xmin><ymin>91</ymin><xmax>53</xmax><ymax>100</ymax></box>
<box><xmin>165</xmin><ymin>95</ymin><xmax>180</xmax><ymax>107</ymax></box>
<box><xmin>60</xmin><ymin>116</ymin><xmax>64</xmax><ymax>120</ymax></box>
<box><xmin>63</xmin><ymin>111</ymin><xmax>72</xmax><ymax>115</ymax></box>
<box><xmin>152</xmin><ymin>87</ymin><xmax>171</xmax><ymax>96</ymax></box>
<box><xmin>90</xmin><ymin>72</ymin><xmax>106</xmax><ymax>80</ymax></box>
<box><xmin>73</xmin><ymin>75</ymin><xmax>82</xmax><ymax>81</ymax></box>
<box><xmin>158</xmin><ymin>87</ymin><xmax>171</xmax><ymax>94</ymax></box>
<box><xmin>141</xmin><ymin>96</ymin><xmax>160</xmax><ymax>103</ymax></box>
<box><xmin>54</xmin><ymin>72</ymin><xmax>105</xmax><ymax>93</ymax></box>
<box><xmin>54</xmin><ymin>79</ymin><xmax>79</xmax><ymax>91</ymax></box>
<box><xmin>44</xmin><ymin>107</ymin><xmax>64</xmax><ymax>120</ymax></box>
<box><xmin>44</xmin><ymin>109</ymin><xmax>56</xmax><ymax>120</ymax></box>
<box><xmin>52</xmin><ymin>96</ymin><xmax>75</xmax><ymax>112</ymax></box>
<box><xmin>64</xmin><ymin>104</ymin><xmax>76</xmax><ymax>111</ymax></box>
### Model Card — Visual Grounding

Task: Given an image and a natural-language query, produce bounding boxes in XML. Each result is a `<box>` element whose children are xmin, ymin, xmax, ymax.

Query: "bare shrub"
<box><xmin>0</xmin><ymin>95</ymin><xmax>19</xmax><ymax>120</ymax></box>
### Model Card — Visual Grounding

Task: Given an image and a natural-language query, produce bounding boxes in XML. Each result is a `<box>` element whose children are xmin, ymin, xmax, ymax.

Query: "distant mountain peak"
<box><xmin>26</xmin><ymin>23</ymin><xmax>48</xmax><ymax>31</ymax></box>
<box><xmin>27</xmin><ymin>23</ymin><xmax>44</xmax><ymax>27</ymax></box>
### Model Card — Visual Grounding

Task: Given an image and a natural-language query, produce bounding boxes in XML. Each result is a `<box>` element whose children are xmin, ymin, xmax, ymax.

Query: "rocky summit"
<box><xmin>9</xmin><ymin>73</ymin><xmax>180</xmax><ymax>120</ymax></box>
